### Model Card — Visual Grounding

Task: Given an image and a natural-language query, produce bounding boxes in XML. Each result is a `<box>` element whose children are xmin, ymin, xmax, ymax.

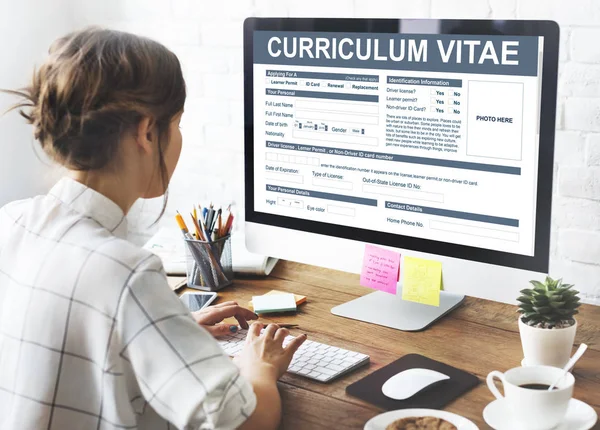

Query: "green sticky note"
<box><xmin>402</xmin><ymin>256</ymin><xmax>442</xmax><ymax>307</ymax></box>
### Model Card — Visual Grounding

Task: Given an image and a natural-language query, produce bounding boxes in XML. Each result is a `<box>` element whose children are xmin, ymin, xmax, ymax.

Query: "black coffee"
<box><xmin>519</xmin><ymin>383</ymin><xmax>555</xmax><ymax>390</ymax></box>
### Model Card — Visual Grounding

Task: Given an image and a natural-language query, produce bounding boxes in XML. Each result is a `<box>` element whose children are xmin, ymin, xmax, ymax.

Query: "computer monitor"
<box><xmin>243</xmin><ymin>18</ymin><xmax>559</xmax><ymax>331</ymax></box>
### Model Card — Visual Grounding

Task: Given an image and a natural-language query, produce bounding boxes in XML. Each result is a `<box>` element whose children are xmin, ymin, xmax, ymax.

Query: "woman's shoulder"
<box><xmin>72</xmin><ymin>235</ymin><xmax>168</xmax><ymax>309</ymax></box>
<box><xmin>0</xmin><ymin>196</ymin><xmax>33</xmax><ymax>218</ymax></box>
<box><xmin>93</xmin><ymin>235</ymin><xmax>165</xmax><ymax>277</ymax></box>
<box><xmin>0</xmin><ymin>197</ymin><xmax>36</xmax><ymax>240</ymax></box>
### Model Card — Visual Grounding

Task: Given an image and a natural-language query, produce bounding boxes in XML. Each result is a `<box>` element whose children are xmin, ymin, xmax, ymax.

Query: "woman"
<box><xmin>0</xmin><ymin>27</ymin><xmax>305</xmax><ymax>430</ymax></box>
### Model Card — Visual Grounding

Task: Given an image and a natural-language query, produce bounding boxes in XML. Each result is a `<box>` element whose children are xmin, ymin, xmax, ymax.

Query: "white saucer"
<box><xmin>483</xmin><ymin>398</ymin><xmax>597</xmax><ymax>430</ymax></box>
<box><xmin>364</xmin><ymin>408</ymin><xmax>478</xmax><ymax>430</ymax></box>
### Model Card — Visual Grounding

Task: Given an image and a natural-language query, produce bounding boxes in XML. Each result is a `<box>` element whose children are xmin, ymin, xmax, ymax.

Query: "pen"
<box><xmin>198</xmin><ymin>205</ymin><xmax>210</xmax><ymax>240</ymax></box>
<box><xmin>257</xmin><ymin>323</ymin><xmax>299</xmax><ymax>329</ymax></box>
<box><xmin>235</xmin><ymin>323</ymin><xmax>299</xmax><ymax>329</ymax></box>
<box><xmin>206</xmin><ymin>207</ymin><xmax>215</xmax><ymax>233</ymax></box>
<box><xmin>210</xmin><ymin>208</ymin><xmax>220</xmax><ymax>232</ymax></box>
<box><xmin>208</xmin><ymin>202</ymin><xmax>214</xmax><ymax>227</ymax></box>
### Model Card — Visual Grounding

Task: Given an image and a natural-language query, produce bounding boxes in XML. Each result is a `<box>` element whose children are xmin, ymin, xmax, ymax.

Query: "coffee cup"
<box><xmin>486</xmin><ymin>365</ymin><xmax>574</xmax><ymax>430</ymax></box>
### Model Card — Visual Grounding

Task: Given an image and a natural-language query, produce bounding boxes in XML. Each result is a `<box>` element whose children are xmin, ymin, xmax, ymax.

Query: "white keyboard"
<box><xmin>217</xmin><ymin>329</ymin><xmax>370</xmax><ymax>382</ymax></box>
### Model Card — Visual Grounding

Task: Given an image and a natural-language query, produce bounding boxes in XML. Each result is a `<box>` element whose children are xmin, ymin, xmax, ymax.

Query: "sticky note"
<box><xmin>402</xmin><ymin>256</ymin><xmax>442</xmax><ymax>307</ymax></box>
<box><xmin>360</xmin><ymin>244</ymin><xmax>401</xmax><ymax>294</ymax></box>
<box><xmin>249</xmin><ymin>290</ymin><xmax>306</xmax><ymax>310</ymax></box>
<box><xmin>252</xmin><ymin>293</ymin><xmax>297</xmax><ymax>314</ymax></box>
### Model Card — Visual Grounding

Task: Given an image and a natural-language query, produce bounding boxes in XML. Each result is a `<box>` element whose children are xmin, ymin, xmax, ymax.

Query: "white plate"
<box><xmin>483</xmin><ymin>398</ymin><xmax>597</xmax><ymax>430</ymax></box>
<box><xmin>364</xmin><ymin>408</ymin><xmax>479</xmax><ymax>430</ymax></box>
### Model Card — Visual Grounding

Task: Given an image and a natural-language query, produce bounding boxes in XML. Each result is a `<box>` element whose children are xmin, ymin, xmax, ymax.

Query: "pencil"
<box><xmin>225</xmin><ymin>213</ymin><xmax>234</xmax><ymax>235</ymax></box>
<box><xmin>175</xmin><ymin>211</ymin><xmax>192</xmax><ymax>239</ymax></box>
<box><xmin>263</xmin><ymin>323</ymin><xmax>299</xmax><ymax>329</ymax></box>
<box><xmin>199</xmin><ymin>212</ymin><xmax>211</xmax><ymax>242</ymax></box>
<box><xmin>222</xmin><ymin>212</ymin><xmax>230</xmax><ymax>236</ymax></box>
<box><xmin>216</xmin><ymin>211</ymin><xmax>222</xmax><ymax>238</ymax></box>
<box><xmin>190</xmin><ymin>212</ymin><xmax>205</xmax><ymax>241</ymax></box>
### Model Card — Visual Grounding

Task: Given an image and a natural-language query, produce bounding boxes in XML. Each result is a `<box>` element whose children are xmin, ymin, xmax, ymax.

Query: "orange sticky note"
<box><xmin>249</xmin><ymin>290</ymin><xmax>306</xmax><ymax>310</ymax></box>
<box><xmin>360</xmin><ymin>244</ymin><xmax>400</xmax><ymax>294</ymax></box>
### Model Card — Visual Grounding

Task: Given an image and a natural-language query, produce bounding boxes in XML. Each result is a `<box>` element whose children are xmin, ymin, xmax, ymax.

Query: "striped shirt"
<box><xmin>0</xmin><ymin>177</ymin><xmax>256</xmax><ymax>430</ymax></box>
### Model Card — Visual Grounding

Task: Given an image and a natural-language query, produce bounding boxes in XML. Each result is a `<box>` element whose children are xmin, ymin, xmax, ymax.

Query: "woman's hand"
<box><xmin>234</xmin><ymin>322</ymin><xmax>307</xmax><ymax>383</ymax></box>
<box><xmin>192</xmin><ymin>301</ymin><xmax>258</xmax><ymax>337</ymax></box>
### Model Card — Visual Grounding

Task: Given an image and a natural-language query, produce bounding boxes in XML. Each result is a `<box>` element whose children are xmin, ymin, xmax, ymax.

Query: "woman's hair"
<box><xmin>4</xmin><ymin>27</ymin><xmax>186</xmax><ymax>213</ymax></box>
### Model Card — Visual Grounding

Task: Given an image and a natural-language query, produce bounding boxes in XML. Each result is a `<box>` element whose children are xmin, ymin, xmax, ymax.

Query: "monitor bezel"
<box><xmin>244</xmin><ymin>18</ymin><xmax>559</xmax><ymax>273</ymax></box>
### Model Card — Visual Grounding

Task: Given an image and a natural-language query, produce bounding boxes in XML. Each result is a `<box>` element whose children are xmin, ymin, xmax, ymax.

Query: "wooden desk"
<box><xmin>170</xmin><ymin>261</ymin><xmax>600</xmax><ymax>429</ymax></box>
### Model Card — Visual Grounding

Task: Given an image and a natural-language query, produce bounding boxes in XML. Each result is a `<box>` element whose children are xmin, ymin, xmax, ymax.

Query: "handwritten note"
<box><xmin>360</xmin><ymin>244</ymin><xmax>400</xmax><ymax>294</ymax></box>
<box><xmin>402</xmin><ymin>256</ymin><xmax>442</xmax><ymax>307</ymax></box>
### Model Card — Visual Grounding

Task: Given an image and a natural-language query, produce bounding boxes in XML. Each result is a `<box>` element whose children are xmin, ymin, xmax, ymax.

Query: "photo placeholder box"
<box><xmin>467</xmin><ymin>81</ymin><xmax>524</xmax><ymax>161</ymax></box>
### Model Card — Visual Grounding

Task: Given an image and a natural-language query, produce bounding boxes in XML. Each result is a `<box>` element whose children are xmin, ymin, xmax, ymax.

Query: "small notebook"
<box><xmin>346</xmin><ymin>354</ymin><xmax>479</xmax><ymax>410</ymax></box>
<box><xmin>252</xmin><ymin>293</ymin><xmax>297</xmax><ymax>314</ymax></box>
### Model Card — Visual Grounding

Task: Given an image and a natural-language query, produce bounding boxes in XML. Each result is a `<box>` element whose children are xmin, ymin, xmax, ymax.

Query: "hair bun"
<box><xmin>3</xmin><ymin>27</ymin><xmax>186</xmax><ymax>171</ymax></box>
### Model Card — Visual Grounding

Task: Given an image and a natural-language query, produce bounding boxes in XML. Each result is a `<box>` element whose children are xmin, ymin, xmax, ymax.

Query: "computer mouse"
<box><xmin>382</xmin><ymin>368</ymin><xmax>450</xmax><ymax>400</ymax></box>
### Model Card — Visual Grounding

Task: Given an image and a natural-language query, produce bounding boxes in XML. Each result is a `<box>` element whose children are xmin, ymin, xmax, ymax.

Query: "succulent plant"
<box><xmin>517</xmin><ymin>276</ymin><xmax>581</xmax><ymax>329</ymax></box>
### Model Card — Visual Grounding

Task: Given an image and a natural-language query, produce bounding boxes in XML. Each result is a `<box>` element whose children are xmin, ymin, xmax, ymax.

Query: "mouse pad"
<box><xmin>346</xmin><ymin>354</ymin><xmax>479</xmax><ymax>410</ymax></box>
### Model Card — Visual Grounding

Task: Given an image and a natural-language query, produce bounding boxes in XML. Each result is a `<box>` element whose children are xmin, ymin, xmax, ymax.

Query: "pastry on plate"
<box><xmin>385</xmin><ymin>416</ymin><xmax>457</xmax><ymax>430</ymax></box>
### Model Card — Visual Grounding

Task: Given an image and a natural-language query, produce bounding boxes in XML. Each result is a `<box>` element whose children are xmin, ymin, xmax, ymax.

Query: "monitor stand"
<box><xmin>331</xmin><ymin>289</ymin><xmax>465</xmax><ymax>332</ymax></box>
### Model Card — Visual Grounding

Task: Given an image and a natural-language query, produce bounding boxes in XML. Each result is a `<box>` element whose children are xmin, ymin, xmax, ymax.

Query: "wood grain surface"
<box><xmin>171</xmin><ymin>260</ymin><xmax>600</xmax><ymax>429</ymax></box>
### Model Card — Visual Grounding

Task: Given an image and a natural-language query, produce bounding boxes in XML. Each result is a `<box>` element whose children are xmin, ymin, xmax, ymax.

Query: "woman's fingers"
<box><xmin>273</xmin><ymin>328</ymin><xmax>289</xmax><ymax>345</ymax></box>
<box><xmin>235</xmin><ymin>314</ymin><xmax>250</xmax><ymax>330</ymax></box>
<box><xmin>212</xmin><ymin>301</ymin><xmax>238</xmax><ymax>308</ymax></box>
<box><xmin>284</xmin><ymin>334</ymin><xmax>307</xmax><ymax>357</ymax></box>
<box><xmin>263</xmin><ymin>323</ymin><xmax>280</xmax><ymax>339</ymax></box>
<box><xmin>201</xmin><ymin>305</ymin><xmax>258</xmax><ymax>325</ymax></box>
<box><xmin>247</xmin><ymin>321</ymin><xmax>263</xmax><ymax>341</ymax></box>
<box><xmin>203</xmin><ymin>323</ymin><xmax>239</xmax><ymax>337</ymax></box>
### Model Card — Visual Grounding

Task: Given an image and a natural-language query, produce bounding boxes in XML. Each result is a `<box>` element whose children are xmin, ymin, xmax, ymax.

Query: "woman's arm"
<box><xmin>192</xmin><ymin>304</ymin><xmax>285</xmax><ymax>429</ymax></box>
<box><xmin>237</xmin><ymin>367</ymin><xmax>282</xmax><ymax>430</ymax></box>
<box><xmin>115</xmin><ymin>256</ymin><xmax>305</xmax><ymax>430</ymax></box>
<box><xmin>115</xmin><ymin>258</ymin><xmax>261</xmax><ymax>429</ymax></box>
<box><xmin>235</xmin><ymin>323</ymin><xmax>307</xmax><ymax>430</ymax></box>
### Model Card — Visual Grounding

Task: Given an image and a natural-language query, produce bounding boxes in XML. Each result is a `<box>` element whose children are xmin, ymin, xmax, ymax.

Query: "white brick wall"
<box><xmin>431</xmin><ymin>0</ymin><xmax>492</xmax><ymax>18</ymax></box>
<box><xmin>564</xmin><ymin>98</ymin><xmax>600</xmax><ymax>131</ymax></box>
<box><xmin>69</xmin><ymin>0</ymin><xmax>600</xmax><ymax>304</ymax></box>
<box><xmin>571</xmin><ymin>28</ymin><xmax>600</xmax><ymax>63</ymax></box>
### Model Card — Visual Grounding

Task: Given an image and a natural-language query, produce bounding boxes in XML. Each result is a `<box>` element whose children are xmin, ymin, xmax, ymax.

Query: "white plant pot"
<box><xmin>518</xmin><ymin>317</ymin><xmax>577</xmax><ymax>368</ymax></box>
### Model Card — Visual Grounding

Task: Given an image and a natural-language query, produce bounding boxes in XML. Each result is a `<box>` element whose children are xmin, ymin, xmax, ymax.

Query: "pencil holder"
<box><xmin>184</xmin><ymin>235</ymin><xmax>233</xmax><ymax>291</ymax></box>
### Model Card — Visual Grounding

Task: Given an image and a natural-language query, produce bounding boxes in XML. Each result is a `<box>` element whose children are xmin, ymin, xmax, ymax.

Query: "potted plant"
<box><xmin>517</xmin><ymin>276</ymin><xmax>581</xmax><ymax>368</ymax></box>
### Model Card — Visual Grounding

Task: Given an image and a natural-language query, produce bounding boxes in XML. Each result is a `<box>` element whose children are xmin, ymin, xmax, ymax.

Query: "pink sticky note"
<box><xmin>360</xmin><ymin>244</ymin><xmax>401</xmax><ymax>294</ymax></box>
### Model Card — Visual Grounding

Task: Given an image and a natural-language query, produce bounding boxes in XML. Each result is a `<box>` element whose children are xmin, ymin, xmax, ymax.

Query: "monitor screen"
<box><xmin>245</xmin><ymin>19</ymin><xmax>558</xmax><ymax>272</ymax></box>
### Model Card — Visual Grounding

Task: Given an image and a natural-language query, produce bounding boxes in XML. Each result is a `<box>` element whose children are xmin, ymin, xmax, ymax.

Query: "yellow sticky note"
<box><xmin>402</xmin><ymin>256</ymin><xmax>442</xmax><ymax>307</ymax></box>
